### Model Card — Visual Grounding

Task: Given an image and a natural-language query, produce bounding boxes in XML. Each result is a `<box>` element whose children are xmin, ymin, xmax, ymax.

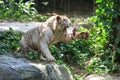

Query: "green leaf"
<box><xmin>115</xmin><ymin>37</ymin><xmax>120</xmax><ymax>44</ymax></box>
<box><xmin>95</xmin><ymin>9</ymin><xmax>100</xmax><ymax>14</ymax></box>
<box><xmin>116</xmin><ymin>48</ymin><xmax>120</xmax><ymax>54</ymax></box>
<box><xmin>96</xmin><ymin>0</ymin><xmax>102</xmax><ymax>3</ymax></box>
<box><xmin>116</xmin><ymin>25</ymin><xmax>120</xmax><ymax>30</ymax></box>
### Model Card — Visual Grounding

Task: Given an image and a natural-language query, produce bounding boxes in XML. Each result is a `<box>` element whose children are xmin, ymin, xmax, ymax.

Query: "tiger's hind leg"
<box><xmin>19</xmin><ymin>37</ymin><xmax>30</xmax><ymax>58</ymax></box>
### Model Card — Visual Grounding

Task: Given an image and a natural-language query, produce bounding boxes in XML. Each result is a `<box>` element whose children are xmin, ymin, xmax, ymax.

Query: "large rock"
<box><xmin>0</xmin><ymin>55</ymin><xmax>74</xmax><ymax>80</ymax></box>
<box><xmin>84</xmin><ymin>74</ymin><xmax>120</xmax><ymax>80</ymax></box>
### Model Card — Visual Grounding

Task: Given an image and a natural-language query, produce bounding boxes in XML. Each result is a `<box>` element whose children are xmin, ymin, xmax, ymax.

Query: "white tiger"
<box><xmin>19</xmin><ymin>15</ymin><xmax>89</xmax><ymax>61</ymax></box>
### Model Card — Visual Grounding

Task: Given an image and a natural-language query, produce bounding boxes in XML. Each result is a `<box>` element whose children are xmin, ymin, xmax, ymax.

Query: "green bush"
<box><xmin>0</xmin><ymin>0</ymin><xmax>37</xmax><ymax>21</ymax></box>
<box><xmin>50</xmin><ymin>36</ymin><xmax>93</xmax><ymax>65</ymax></box>
<box><xmin>85</xmin><ymin>0</ymin><xmax>120</xmax><ymax>73</ymax></box>
<box><xmin>32</xmin><ymin>14</ymin><xmax>49</xmax><ymax>22</ymax></box>
<box><xmin>0</xmin><ymin>28</ymin><xmax>23</xmax><ymax>54</ymax></box>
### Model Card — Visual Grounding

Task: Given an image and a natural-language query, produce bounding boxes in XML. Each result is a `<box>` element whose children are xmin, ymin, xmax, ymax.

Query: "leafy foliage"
<box><xmin>85</xmin><ymin>0</ymin><xmax>120</xmax><ymax>73</ymax></box>
<box><xmin>0</xmin><ymin>0</ymin><xmax>37</xmax><ymax>21</ymax></box>
<box><xmin>32</xmin><ymin>14</ymin><xmax>49</xmax><ymax>22</ymax></box>
<box><xmin>0</xmin><ymin>28</ymin><xmax>23</xmax><ymax>54</ymax></box>
<box><xmin>50</xmin><ymin>38</ymin><xmax>92</xmax><ymax>65</ymax></box>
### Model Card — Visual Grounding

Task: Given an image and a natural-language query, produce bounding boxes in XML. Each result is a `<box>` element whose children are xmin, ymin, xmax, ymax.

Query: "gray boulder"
<box><xmin>84</xmin><ymin>74</ymin><xmax>120</xmax><ymax>80</ymax></box>
<box><xmin>0</xmin><ymin>55</ymin><xmax>74</xmax><ymax>80</ymax></box>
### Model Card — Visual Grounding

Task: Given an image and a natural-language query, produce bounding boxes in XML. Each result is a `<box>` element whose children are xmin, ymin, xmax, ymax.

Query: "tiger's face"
<box><xmin>48</xmin><ymin>15</ymin><xmax>72</xmax><ymax>33</ymax></box>
<box><xmin>57</xmin><ymin>16</ymin><xmax>72</xmax><ymax>31</ymax></box>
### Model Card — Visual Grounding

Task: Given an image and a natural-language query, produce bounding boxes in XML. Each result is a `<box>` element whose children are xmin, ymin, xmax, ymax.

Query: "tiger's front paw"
<box><xmin>81</xmin><ymin>32</ymin><xmax>89</xmax><ymax>40</ymax></box>
<box><xmin>77</xmin><ymin>32</ymin><xmax>89</xmax><ymax>40</ymax></box>
<box><xmin>46</xmin><ymin>57</ymin><xmax>56</xmax><ymax>62</ymax></box>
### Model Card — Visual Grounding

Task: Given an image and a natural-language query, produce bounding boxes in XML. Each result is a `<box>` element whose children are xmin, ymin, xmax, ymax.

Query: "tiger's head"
<box><xmin>46</xmin><ymin>15</ymin><xmax>72</xmax><ymax>33</ymax></box>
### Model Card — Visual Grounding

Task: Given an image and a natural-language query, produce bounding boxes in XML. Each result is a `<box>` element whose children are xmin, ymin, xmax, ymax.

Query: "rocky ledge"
<box><xmin>84</xmin><ymin>74</ymin><xmax>120</xmax><ymax>80</ymax></box>
<box><xmin>0</xmin><ymin>55</ymin><xmax>74</xmax><ymax>80</ymax></box>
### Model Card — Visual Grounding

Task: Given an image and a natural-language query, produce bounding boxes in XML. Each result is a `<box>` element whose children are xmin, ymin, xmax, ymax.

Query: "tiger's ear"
<box><xmin>56</xmin><ymin>15</ymin><xmax>61</xmax><ymax>21</ymax></box>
